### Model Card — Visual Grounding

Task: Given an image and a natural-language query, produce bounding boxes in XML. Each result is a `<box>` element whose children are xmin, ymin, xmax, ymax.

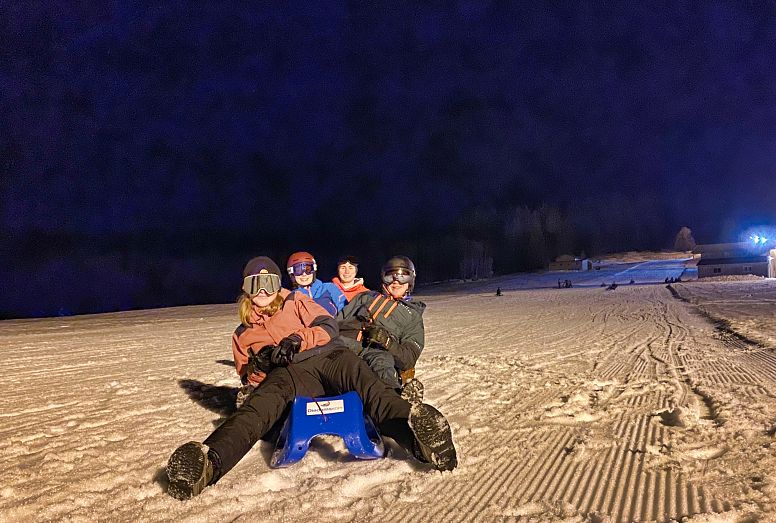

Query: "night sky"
<box><xmin>2</xmin><ymin>2</ymin><xmax>776</xmax><ymax>318</ymax></box>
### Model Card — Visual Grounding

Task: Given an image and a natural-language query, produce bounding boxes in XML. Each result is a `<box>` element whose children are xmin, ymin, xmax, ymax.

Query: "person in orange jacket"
<box><xmin>232</xmin><ymin>256</ymin><xmax>337</xmax><ymax>399</ymax></box>
<box><xmin>331</xmin><ymin>255</ymin><xmax>370</xmax><ymax>303</ymax></box>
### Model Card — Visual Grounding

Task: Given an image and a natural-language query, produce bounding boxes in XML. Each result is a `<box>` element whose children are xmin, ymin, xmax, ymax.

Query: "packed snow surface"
<box><xmin>2</xmin><ymin>258</ymin><xmax>775</xmax><ymax>522</ymax></box>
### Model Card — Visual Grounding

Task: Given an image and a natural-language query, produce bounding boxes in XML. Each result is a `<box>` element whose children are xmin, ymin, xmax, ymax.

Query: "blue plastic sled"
<box><xmin>270</xmin><ymin>391</ymin><xmax>385</xmax><ymax>468</ymax></box>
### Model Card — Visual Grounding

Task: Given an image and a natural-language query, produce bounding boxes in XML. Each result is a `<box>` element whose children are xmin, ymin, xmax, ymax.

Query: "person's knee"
<box><xmin>379</xmin><ymin>366</ymin><xmax>400</xmax><ymax>388</ymax></box>
<box><xmin>242</xmin><ymin>370</ymin><xmax>294</xmax><ymax>410</ymax></box>
<box><xmin>363</xmin><ymin>349</ymin><xmax>395</xmax><ymax>369</ymax></box>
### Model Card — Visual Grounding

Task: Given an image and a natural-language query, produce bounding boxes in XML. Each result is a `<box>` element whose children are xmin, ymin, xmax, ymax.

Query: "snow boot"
<box><xmin>400</xmin><ymin>378</ymin><xmax>424</xmax><ymax>404</ymax></box>
<box><xmin>166</xmin><ymin>442</ymin><xmax>214</xmax><ymax>500</ymax></box>
<box><xmin>408</xmin><ymin>403</ymin><xmax>457</xmax><ymax>472</ymax></box>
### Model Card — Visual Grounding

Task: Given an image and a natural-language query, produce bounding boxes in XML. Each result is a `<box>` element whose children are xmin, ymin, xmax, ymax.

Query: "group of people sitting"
<box><xmin>166</xmin><ymin>252</ymin><xmax>457</xmax><ymax>500</ymax></box>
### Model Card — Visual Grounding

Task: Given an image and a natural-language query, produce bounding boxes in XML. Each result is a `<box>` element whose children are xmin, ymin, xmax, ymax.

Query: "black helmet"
<box><xmin>380</xmin><ymin>255</ymin><xmax>416</xmax><ymax>293</ymax></box>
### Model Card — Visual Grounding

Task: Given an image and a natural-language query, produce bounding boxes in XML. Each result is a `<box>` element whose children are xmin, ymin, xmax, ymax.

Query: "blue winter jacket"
<box><xmin>292</xmin><ymin>279</ymin><xmax>347</xmax><ymax>315</ymax></box>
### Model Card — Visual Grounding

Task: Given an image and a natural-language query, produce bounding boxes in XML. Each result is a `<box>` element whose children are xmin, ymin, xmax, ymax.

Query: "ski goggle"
<box><xmin>242</xmin><ymin>273</ymin><xmax>281</xmax><ymax>296</ymax></box>
<box><xmin>381</xmin><ymin>268</ymin><xmax>414</xmax><ymax>286</ymax></box>
<box><xmin>288</xmin><ymin>262</ymin><xmax>316</xmax><ymax>277</ymax></box>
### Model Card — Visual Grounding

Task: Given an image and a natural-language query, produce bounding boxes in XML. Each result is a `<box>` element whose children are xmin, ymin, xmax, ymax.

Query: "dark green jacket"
<box><xmin>336</xmin><ymin>291</ymin><xmax>426</xmax><ymax>371</ymax></box>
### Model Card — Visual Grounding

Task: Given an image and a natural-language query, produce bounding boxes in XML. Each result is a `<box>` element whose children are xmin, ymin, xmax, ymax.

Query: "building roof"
<box><xmin>697</xmin><ymin>255</ymin><xmax>768</xmax><ymax>266</ymax></box>
<box><xmin>693</xmin><ymin>242</ymin><xmax>769</xmax><ymax>256</ymax></box>
<box><xmin>692</xmin><ymin>242</ymin><xmax>748</xmax><ymax>254</ymax></box>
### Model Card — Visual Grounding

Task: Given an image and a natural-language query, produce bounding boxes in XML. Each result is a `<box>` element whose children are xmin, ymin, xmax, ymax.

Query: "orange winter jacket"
<box><xmin>232</xmin><ymin>291</ymin><xmax>340</xmax><ymax>385</ymax></box>
<box><xmin>331</xmin><ymin>277</ymin><xmax>370</xmax><ymax>303</ymax></box>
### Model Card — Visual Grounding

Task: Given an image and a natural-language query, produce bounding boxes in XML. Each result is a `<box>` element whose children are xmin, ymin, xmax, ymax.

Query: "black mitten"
<box><xmin>271</xmin><ymin>334</ymin><xmax>302</xmax><ymax>366</ymax></box>
<box><xmin>247</xmin><ymin>345</ymin><xmax>275</xmax><ymax>375</ymax></box>
<box><xmin>361</xmin><ymin>324</ymin><xmax>397</xmax><ymax>349</ymax></box>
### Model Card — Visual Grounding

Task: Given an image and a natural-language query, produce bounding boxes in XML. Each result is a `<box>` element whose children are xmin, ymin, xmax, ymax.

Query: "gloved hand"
<box><xmin>271</xmin><ymin>334</ymin><xmax>302</xmax><ymax>367</ymax></box>
<box><xmin>361</xmin><ymin>324</ymin><xmax>397</xmax><ymax>350</ymax></box>
<box><xmin>235</xmin><ymin>384</ymin><xmax>256</xmax><ymax>409</ymax></box>
<box><xmin>247</xmin><ymin>345</ymin><xmax>275</xmax><ymax>375</ymax></box>
<box><xmin>354</xmin><ymin>305</ymin><xmax>373</xmax><ymax>323</ymax></box>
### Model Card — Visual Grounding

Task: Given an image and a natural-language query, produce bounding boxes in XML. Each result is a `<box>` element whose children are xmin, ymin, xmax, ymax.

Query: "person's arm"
<box><xmin>336</xmin><ymin>293</ymin><xmax>371</xmax><ymax>338</ymax></box>
<box><xmin>327</xmin><ymin>283</ymin><xmax>347</xmax><ymax>312</ymax></box>
<box><xmin>313</xmin><ymin>293</ymin><xmax>338</xmax><ymax>316</ymax></box>
<box><xmin>392</xmin><ymin>315</ymin><xmax>424</xmax><ymax>370</ymax></box>
<box><xmin>361</xmin><ymin>304</ymin><xmax>425</xmax><ymax>371</ymax></box>
<box><xmin>291</xmin><ymin>296</ymin><xmax>338</xmax><ymax>350</ymax></box>
<box><xmin>232</xmin><ymin>328</ymin><xmax>267</xmax><ymax>386</ymax></box>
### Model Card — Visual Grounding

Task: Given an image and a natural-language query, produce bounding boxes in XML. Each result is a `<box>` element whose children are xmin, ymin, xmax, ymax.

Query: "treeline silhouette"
<box><xmin>2</xmin><ymin>197</ymin><xmax>669</xmax><ymax>319</ymax></box>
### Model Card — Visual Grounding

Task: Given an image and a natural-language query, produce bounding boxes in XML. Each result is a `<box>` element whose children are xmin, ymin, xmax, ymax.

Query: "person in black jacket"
<box><xmin>337</xmin><ymin>256</ymin><xmax>425</xmax><ymax>403</ymax></box>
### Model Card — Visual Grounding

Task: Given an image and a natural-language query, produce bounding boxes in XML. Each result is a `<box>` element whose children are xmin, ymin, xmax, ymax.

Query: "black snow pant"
<box><xmin>203</xmin><ymin>348</ymin><xmax>413</xmax><ymax>479</ymax></box>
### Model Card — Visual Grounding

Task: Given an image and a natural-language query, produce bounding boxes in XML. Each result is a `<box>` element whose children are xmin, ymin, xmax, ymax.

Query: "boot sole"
<box><xmin>409</xmin><ymin>403</ymin><xmax>458</xmax><ymax>471</ymax></box>
<box><xmin>401</xmin><ymin>379</ymin><xmax>424</xmax><ymax>404</ymax></box>
<box><xmin>167</xmin><ymin>442</ymin><xmax>209</xmax><ymax>500</ymax></box>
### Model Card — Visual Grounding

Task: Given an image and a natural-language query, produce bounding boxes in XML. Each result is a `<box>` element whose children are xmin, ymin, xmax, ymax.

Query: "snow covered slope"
<box><xmin>1</xmin><ymin>260</ymin><xmax>774</xmax><ymax>522</ymax></box>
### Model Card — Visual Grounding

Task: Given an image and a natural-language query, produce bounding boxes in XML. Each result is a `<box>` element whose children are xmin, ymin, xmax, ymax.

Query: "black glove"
<box><xmin>271</xmin><ymin>334</ymin><xmax>302</xmax><ymax>367</ymax></box>
<box><xmin>361</xmin><ymin>324</ymin><xmax>397</xmax><ymax>350</ymax></box>
<box><xmin>247</xmin><ymin>345</ymin><xmax>275</xmax><ymax>375</ymax></box>
<box><xmin>354</xmin><ymin>305</ymin><xmax>373</xmax><ymax>323</ymax></box>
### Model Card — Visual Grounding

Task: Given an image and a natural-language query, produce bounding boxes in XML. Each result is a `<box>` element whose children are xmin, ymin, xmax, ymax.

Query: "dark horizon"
<box><xmin>2</xmin><ymin>2</ymin><xmax>775</xmax><ymax>319</ymax></box>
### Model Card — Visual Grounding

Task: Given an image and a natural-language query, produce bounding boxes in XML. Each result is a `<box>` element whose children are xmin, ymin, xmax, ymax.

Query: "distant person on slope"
<box><xmin>337</xmin><ymin>255</ymin><xmax>425</xmax><ymax>404</ymax></box>
<box><xmin>164</xmin><ymin>255</ymin><xmax>457</xmax><ymax>500</ymax></box>
<box><xmin>286</xmin><ymin>251</ymin><xmax>346</xmax><ymax>315</ymax></box>
<box><xmin>331</xmin><ymin>255</ymin><xmax>370</xmax><ymax>303</ymax></box>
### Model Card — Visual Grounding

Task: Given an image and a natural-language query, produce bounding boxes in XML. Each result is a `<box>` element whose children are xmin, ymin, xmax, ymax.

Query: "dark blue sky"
<box><xmin>2</xmin><ymin>1</ymin><xmax>776</xmax><ymax>317</ymax></box>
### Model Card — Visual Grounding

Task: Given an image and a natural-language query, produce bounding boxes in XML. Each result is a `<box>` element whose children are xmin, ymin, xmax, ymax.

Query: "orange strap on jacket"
<box><xmin>358</xmin><ymin>294</ymin><xmax>400</xmax><ymax>341</ymax></box>
<box><xmin>383</xmin><ymin>301</ymin><xmax>399</xmax><ymax>318</ymax></box>
<box><xmin>367</xmin><ymin>295</ymin><xmax>383</xmax><ymax>314</ymax></box>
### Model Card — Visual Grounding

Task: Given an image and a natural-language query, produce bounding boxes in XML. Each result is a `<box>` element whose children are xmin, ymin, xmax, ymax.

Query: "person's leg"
<box><xmin>316</xmin><ymin>349</ymin><xmax>422</xmax><ymax>451</ymax></box>
<box><xmin>204</xmin><ymin>361</ymin><xmax>325</xmax><ymax>476</ymax></box>
<box><xmin>168</xmin><ymin>362</ymin><xmax>327</xmax><ymax>499</ymax></box>
<box><xmin>317</xmin><ymin>349</ymin><xmax>410</xmax><ymax>438</ymax></box>
<box><xmin>360</xmin><ymin>346</ymin><xmax>401</xmax><ymax>388</ymax></box>
<box><xmin>316</xmin><ymin>349</ymin><xmax>457</xmax><ymax>470</ymax></box>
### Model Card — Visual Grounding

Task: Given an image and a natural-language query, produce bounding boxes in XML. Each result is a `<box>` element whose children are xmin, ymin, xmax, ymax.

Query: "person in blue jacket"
<box><xmin>286</xmin><ymin>251</ymin><xmax>346</xmax><ymax>315</ymax></box>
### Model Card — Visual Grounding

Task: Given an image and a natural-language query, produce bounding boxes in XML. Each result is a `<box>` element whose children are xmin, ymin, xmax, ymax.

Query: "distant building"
<box><xmin>549</xmin><ymin>254</ymin><xmax>590</xmax><ymax>271</ymax></box>
<box><xmin>694</xmin><ymin>242</ymin><xmax>775</xmax><ymax>278</ymax></box>
<box><xmin>693</xmin><ymin>242</ymin><xmax>754</xmax><ymax>258</ymax></box>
